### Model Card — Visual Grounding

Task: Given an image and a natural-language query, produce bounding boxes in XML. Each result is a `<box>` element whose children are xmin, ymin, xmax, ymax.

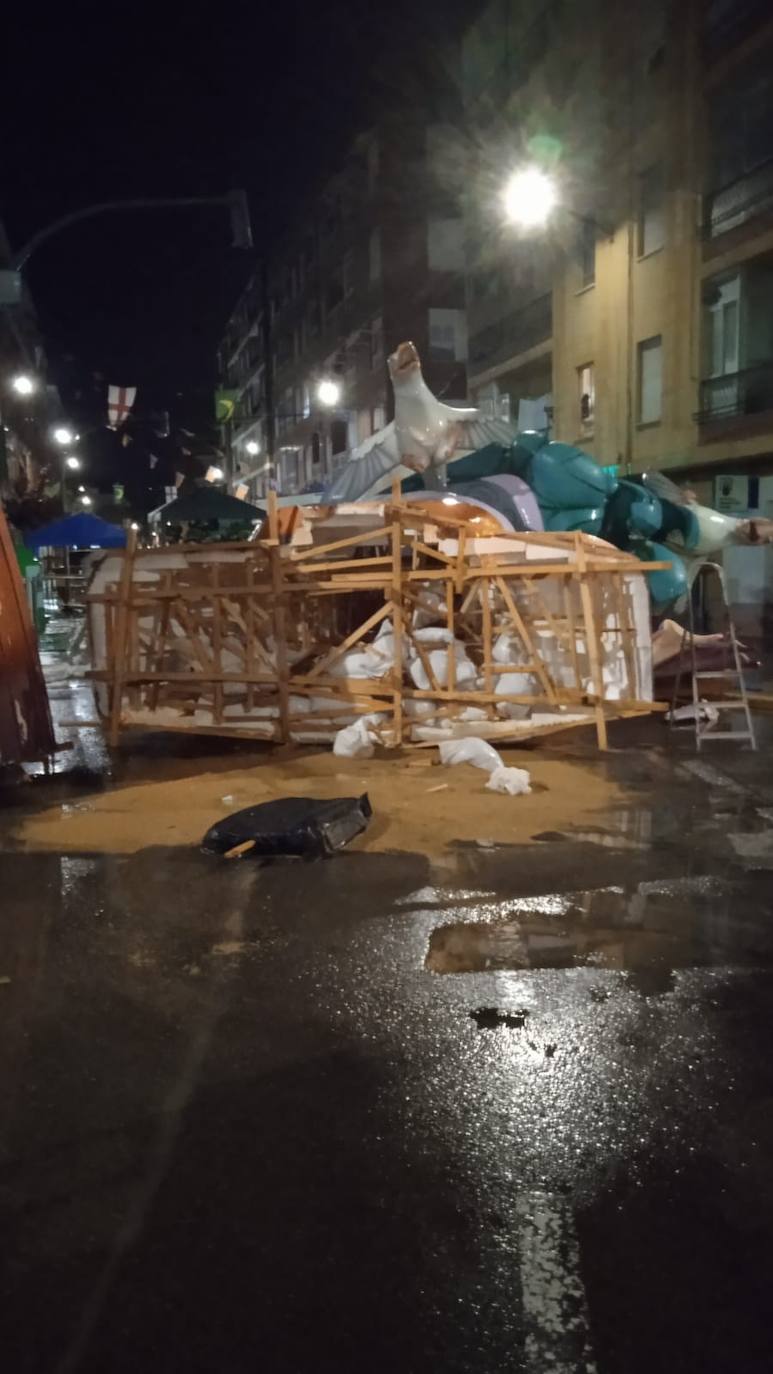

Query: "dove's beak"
<box><xmin>388</xmin><ymin>340</ymin><xmax>421</xmax><ymax>383</ymax></box>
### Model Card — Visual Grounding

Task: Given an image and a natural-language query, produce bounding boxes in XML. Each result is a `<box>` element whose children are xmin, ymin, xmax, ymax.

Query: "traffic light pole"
<box><xmin>11</xmin><ymin>190</ymin><xmax>253</xmax><ymax>271</ymax></box>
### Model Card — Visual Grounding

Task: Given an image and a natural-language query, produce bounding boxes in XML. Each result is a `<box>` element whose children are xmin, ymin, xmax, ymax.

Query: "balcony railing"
<box><xmin>704</xmin><ymin>157</ymin><xmax>773</xmax><ymax>237</ymax></box>
<box><xmin>469</xmin><ymin>293</ymin><xmax>552</xmax><ymax>372</ymax></box>
<box><xmin>697</xmin><ymin>363</ymin><xmax>773</xmax><ymax>423</ymax></box>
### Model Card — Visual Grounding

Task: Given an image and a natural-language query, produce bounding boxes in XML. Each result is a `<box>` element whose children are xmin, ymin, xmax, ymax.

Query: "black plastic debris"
<box><xmin>469</xmin><ymin>1007</ymin><xmax>529</xmax><ymax>1030</ymax></box>
<box><xmin>202</xmin><ymin>794</ymin><xmax>372</xmax><ymax>861</ymax></box>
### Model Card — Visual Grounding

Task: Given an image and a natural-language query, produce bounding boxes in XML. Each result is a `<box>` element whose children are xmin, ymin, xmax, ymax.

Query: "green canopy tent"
<box><xmin>150</xmin><ymin>485</ymin><xmax>265</xmax><ymax>541</ymax></box>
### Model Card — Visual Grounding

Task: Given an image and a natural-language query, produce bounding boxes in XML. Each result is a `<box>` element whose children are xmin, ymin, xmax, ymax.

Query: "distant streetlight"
<box><xmin>502</xmin><ymin>166</ymin><xmax>559</xmax><ymax>228</ymax></box>
<box><xmin>207</xmin><ymin>466</ymin><xmax>224</xmax><ymax>482</ymax></box>
<box><xmin>317</xmin><ymin>378</ymin><xmax>342</xmax><ymax>408</ymax></box>
<box><xmin>130</xmin><ymin>522</ymin><xmax>140</xmax><ymax>531</ymax></box>
<box><xmin>65</xmin><ymin>454</ymin><xmax>81</xmax><ymax>470</ymax></box>
<box><xmin>11</xmin><ymin>373</ymin><xmax>35</xmax><ymax>396</ymax></box>
<box><xmin>245</xmin><ymin>439</ymin><xmax>260</xmax><ymax>456</ymax></box>
<box><xmin>80</xmin><ymin>494</ymin><xmax>92</xmax><ymax>506</ymax></box>
<box><xmin>53</xmin><ymin>425</ymin><xmax>74</xmax><ymax>445</ymax></box>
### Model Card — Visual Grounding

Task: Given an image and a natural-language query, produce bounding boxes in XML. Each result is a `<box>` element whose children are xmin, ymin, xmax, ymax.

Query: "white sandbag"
<box><xmin>493</xmin><ymin>631</ymin><xmax>527</xmax><ymax>665</ymax></box>
<box><xmin>439</xmin><ymin>738</ymin><xmax>503</xmax><ymax>772</ymax></box>
<box><xmin>495</xmin><ymin>671</ymin><xmax>536</xmax><ymax>719</ymax></box>
<box><xmin>486</xmin><ymin>766</ymin><xmax>531</xmax><ymax>796</ymax></box>
<box><xmin>329</xmin><ymin>648</ymin><xmax>392</xmax><ymax>680</ymax></box>
<box><xmin>410</xmin><ymin>643</ymin><xmax>477</xmax><ymax>690</ymax></box>
<box><xmin>332</xmin><ymin>712</ymin><xmax>386</xmax><ymax>758</ymax></box>
<box><xmin>333</xmin><ymin>719</ymin><xmax>374</xmax><ymax>758</ymax></box>
<box><xmin>413</xmin><ymin>626</ymin><xmax>453</xmax><ymax>645</ymax></box>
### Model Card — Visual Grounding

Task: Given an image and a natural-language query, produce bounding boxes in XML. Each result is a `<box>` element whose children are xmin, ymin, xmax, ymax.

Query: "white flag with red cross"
<box><xmin>107</xmin><ymin>384</ymin><xmax>137</xmax><ymax>429</ymax></box>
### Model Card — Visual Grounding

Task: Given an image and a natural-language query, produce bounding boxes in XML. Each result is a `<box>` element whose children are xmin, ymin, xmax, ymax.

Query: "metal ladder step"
<box><xmin>668</xmin><ymin>561</ymin><xmax>756</xmax><ymax>753</ymax></box>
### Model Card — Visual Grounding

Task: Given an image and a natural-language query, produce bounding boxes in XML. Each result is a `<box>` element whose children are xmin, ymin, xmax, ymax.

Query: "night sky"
<box><xmin>1</xmin><ymin>1</ymin><xmax>475</xmax><ymax>439</ymax></box>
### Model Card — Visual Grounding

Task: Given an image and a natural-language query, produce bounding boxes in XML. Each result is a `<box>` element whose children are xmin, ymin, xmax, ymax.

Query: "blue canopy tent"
<box><xmin>25</xmin><ymin>513</ymin><xmax>127</xmax><ymax>551</ymax></box>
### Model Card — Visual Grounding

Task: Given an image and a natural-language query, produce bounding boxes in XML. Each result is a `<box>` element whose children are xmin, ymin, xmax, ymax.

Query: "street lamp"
<box><xmin>79</xmin><ymin>494</ymin><xmax>92</xmax><ymax>506</ymax></box>
<box><xmin>502</xmin><ymin>166</ymin><xmax>558</xmax><ymax>229</ymax></box>
<box><xmin>245</xmin><ymin>439</ymin><xmax>260</xmax><ymax>456</ymax></box>
<box><xmin>317</xmin><ymin>378</ymin><xmax>342</xmax><ymax>408</ymax></box>
<box><xmin>11</xmin><ymin>373</ymin><xmax>35</xmax><ymax>396</ymax></box>
<box><xmin>53</xmin><ymin>425</ymin><xmax>74</xmax><ymax>445</ymax></box>
<box><xmin>65</xmin><ymin>454</ymin><xmax>81</xmax><ymax>470</ymax></box>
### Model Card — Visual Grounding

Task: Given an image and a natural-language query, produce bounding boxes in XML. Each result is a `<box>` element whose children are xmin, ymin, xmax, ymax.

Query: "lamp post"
<box><xmin>501</xmin><ymin>165</ymin><xmax>612</xmax><ymax>237</ymax></box>
<box><xmin>10</xmin><ymin>374</ymin><xmax>35</xmax><ymax>396</ymax></box>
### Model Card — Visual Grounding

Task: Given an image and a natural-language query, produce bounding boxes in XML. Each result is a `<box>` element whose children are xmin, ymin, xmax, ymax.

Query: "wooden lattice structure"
<box><xmin>86</xmin><ymin>496</ymin><xmax>665</xmax><ymax>751</ymax></box>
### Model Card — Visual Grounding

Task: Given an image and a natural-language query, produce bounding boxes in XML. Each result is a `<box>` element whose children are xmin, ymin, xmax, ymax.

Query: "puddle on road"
<box><xmin>425</xmin><ymin>875</ymin><xmax>773</xmax><ymax>983</ymax></box>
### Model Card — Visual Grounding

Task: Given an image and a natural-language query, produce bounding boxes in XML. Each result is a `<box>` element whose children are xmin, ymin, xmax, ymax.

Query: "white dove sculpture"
<box><xmin>326</xmin><ymin>340</ymin><xmax>516</xmax><ymax>502</ymax></box>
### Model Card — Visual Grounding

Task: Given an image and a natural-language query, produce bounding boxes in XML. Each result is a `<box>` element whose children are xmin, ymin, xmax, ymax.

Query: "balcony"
<box><xmin>469</xmin><ymin>294</ymin><xmax>552</xmax><ymax>373</ymax></box>
<box><xmin>697</xmin><ymin>363</ymin><xmax>773</xmax><ymax>424</ymax></box>
<box><xmin>704</xmin><ymin>158</ymin><xmax>773</xmax><ymax>238</ymax></box>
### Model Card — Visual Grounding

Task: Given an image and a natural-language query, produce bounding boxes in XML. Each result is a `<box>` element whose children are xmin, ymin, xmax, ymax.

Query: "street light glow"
<box><xmin>317</xmin><ymin>378</ymin><xmax>341</xmax><ymax>408</ymax></box>
<box><xmin>502</xmin><ymin>166</ymin><xmax>558</xmax><ymax>228</ymax></box>
<box><xmin>11</xmin><ymin>374</ymin><xmax>35</xmax><ymax>396</ymax></box>
<box><xmin>130</xmin><ymin>522</ymin><xmax>140</xmax><ymax>531</ymax></box>
<box><xmin>207</xmin><ymin>466</ymin><xmax>224</xmax><ymax>482</ymax></box>
<box><xmin>53</xmin><ymin>426</ymin><xmax>74</xmax><ymax>445</ymax></box>
<box><xmin>245</xmin><ymin>440</ymin><xmax>260</xmax><ymax>456</ymax></box>
<box><xmin>65</xmin><ymin>455</ymin><xmax>81</xmax><ymax>470</ymax></box>
<box><xmin>80</xmin><ymin>494</ymin><xmax>92</xmax><ymax>506</ymax></box>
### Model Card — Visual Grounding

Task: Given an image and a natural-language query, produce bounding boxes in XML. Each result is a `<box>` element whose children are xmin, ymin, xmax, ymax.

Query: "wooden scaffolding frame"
<box><xmin>86</xmin><ymin>497</ymin><xmax>668</xmax><ymax>751</ymax></box>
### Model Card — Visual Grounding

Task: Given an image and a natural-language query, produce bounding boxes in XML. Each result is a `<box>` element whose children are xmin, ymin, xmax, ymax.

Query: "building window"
<box><xmin>427</xmin><ymin>218</ymin><xmax>465</xmax><ymax>272</ymax></box>
<box><xmin>369</xmin><ymin>229</ymin><xmax>381</xmax><ymax>283</ymax></box>
<box><xmin>578</xmin><ymin>363</ymin><xmax>595</xmax><ymax>433</ymax></box>
<box><xmin>370</xmin><ymin>316</ymin><xmax>384</xmax><ymax>369</ymax></box>
<box><xmin>705</xmin><ymin>273</ymin><xmax>740</xmax><ymax>378</ymax></box>
<box><xmin>577</xmin><ymin>220</ymin><xmax>596</xmax><ymax>288</ymax></box>
<box><xmin>638</xmin><ymin>165</ymin><xmax>665</xmax><ymax>256</ymax></box>
<box><xmin>330</xmin><ymin>418</ymin><xmax>348</xmax><ymax>455</ymax></box>
<box><xmin>638</xmin><ymin>335</ymin><xmax>663</xmax><ymax>424</ymax></box>
<box><xmin>429</xmin><ymin>307</ymin><xmax>467</xmax><ymax>362</ymax></box>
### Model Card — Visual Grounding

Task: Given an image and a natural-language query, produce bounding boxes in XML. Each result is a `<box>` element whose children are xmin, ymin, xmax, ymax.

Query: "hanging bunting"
<box><xmin>107</xmin><ymin>384</ymin><xmax>137</xmax><ymax>429</ymax></box>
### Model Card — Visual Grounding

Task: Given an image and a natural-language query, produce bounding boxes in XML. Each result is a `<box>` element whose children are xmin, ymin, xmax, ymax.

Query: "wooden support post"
<box><xmin>445</xmin><ymin>577</ymin><xmax>456</xmax><ymax>694</ymax></box>
<box><xmin>267</xmin><ymin>488</ymin><xmax>280</xmax><ymax>542</ymax></box>
<box><xmin>575</xmin><ymin>540</ymin><xmax>608</xmax><ymax>750</ymax></box>
<box><xmin>270</xmin><ymin>545</ymin><xmax>290</xmax><ymax>741</ymax></box>
<box><xmin>212</xmin><ymin>562</ymin><xmax>224</xmax><ymax>724</ymax></box>
<box><xmin>108</xmin><ymin>528</ymin><xmax>137</xmax><ymax>747</ymax></box>
<box><xmin>390</xmin><ymin>517</ymin><xmax>404</xmax><ymax>747</ymax></box>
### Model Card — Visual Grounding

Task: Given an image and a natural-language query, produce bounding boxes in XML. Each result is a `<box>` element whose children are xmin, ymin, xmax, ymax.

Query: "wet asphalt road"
<box><xmin>3</xmin><ymin>691</ymin><xmax>773</xmax><ymax>1369</ymax></box>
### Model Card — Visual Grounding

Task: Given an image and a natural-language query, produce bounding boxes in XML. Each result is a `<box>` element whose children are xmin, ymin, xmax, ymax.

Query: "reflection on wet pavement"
<box><xmin>4</xmin><ymin>664</ymin><xmax>773</xmax><ymax>1369</ymax></box>
<box><xmin>425</xmin><ymin>875</ymin><xmax>773</xmax><ymax>988</ymax></box>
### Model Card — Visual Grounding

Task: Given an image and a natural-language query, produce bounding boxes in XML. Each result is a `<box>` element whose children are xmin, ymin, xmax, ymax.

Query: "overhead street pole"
<box><xmin>10</xmin><ymin>189</ymin><xmax>253</xmax><ymax>271</ymax></box>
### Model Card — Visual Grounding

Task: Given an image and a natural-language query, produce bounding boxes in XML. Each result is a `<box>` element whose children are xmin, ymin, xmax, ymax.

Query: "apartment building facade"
<box><xmin>462</xmin><ymin>0</ymin><xmax>773</xmax><ymax>520</ymax></box>
<box><xmin>218</xmin><ymin>112</ymin><xmax>468</xmax><ymax>501</ymax></box>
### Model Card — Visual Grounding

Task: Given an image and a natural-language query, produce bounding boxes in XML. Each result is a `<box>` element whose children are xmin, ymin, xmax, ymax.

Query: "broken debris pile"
<box><xmin>86</xmin><ymin>497</ymin><xmax>659</xmax><ymax>752</ymax></box>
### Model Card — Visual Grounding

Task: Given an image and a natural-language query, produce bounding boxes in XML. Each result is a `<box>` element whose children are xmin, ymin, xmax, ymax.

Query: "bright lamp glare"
<box><xmin>245</xmin><ymin>440</ymin><xmax>260</xmax><ymax>456</ymax></box>
<box><xmin>80</xmin><ymin>494</ymin><xmax>92</xmax><ymax>506</ymax></box>
<box><xmin>65</xmin><ymin>455</ymin><xmax>81</xmax><ymax>470</ymax></box>
<box><xmin>317</xmin><ymin>378</ymin><xmax>341</xmax><ymax>408</ymax></box>
<box><xmin>53</xmin><ymin>426</ymin><xmax>74</xmax><ymax>445</ymax></box>
<box><xmin>12</xmin><ymin>374</ymin><xmax>35</xmax><ymax>396</ymax></box>
<box><xmin>502</xmin><ymin>167</ymin><xmax>558</xmax><ymax>228</ymax></box>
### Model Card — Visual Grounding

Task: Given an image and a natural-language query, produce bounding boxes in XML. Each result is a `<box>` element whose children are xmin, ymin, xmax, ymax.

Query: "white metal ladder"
<box><xmin>669</xmin><ymin>561</ymin><xmax>756</xmax><ymax>751</ymax></box>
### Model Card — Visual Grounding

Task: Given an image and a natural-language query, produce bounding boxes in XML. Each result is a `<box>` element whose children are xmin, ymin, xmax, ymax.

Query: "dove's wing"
<box><xmin>639</xmin><ymin>470</ymin><xmax>690</xmax><ymax>504</ymax></box>
<box><xmin>446</xmin><ymin>412</ymin><xmax>518</xmax><ymax>455</ymax></box>
<box><xmin>326</xmin><ymin>422</ymin><xmax>401</xmax><ymax>501</ymax></box>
